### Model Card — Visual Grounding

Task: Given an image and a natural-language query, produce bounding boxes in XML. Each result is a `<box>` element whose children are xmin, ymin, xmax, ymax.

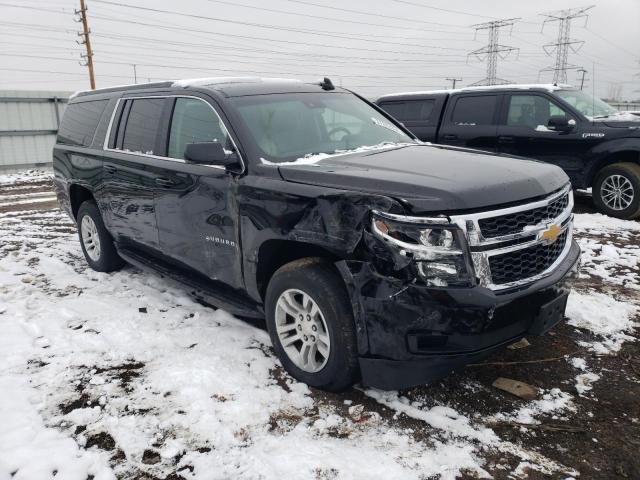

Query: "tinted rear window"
<box><xmin>57</xmin><ymin>99</ymin><xmax>108</xmax><ymax>147</ymax></box>
<box><xmin>379</xmin><ymin>100</ymin><xmax>435</xmax><ymax>122</ymax></box>
<box><xmin>122</xmin><ymin>98</ymin><xmax>165</xmax><ymax>154</ymax></box>
<box><xmin>450</xmin><ymin>95</ymin><xmax>497</xmax><ymax>125</ymax></box>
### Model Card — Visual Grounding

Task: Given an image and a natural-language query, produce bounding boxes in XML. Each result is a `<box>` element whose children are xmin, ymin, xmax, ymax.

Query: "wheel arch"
<box><xmin>255</xmin><ymin>239</ymin><xmax>340</xmax><ymax>301</ymax></box>
<box><xmin>69</xmin><ymin>183</ymin><xmax>95</xmax><ymax>220</ymax></box>
<box><xmin>587</xmin><ymin>150</ymin><xmax>640</xmax><ymax>187</ymax></box>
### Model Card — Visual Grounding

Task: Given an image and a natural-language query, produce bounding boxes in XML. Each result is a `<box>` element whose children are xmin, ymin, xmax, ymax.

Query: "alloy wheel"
<box><xmin>80</xmin><ymin>215</ymin><xmax>101</xmax><ymax>261</ymax></box>
<box><xmin>600</xmin><ymin>174</ymin><xmax>634</xmax><ymax>211</ymax></box>
<box><xmin>274</xmin><ymin>289</ymin><xmax>331</xmax><ymax>373</ymax></box>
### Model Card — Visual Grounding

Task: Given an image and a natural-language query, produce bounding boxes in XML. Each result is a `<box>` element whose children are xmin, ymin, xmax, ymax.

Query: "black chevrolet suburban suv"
<box><xmin>377</xmin><ymin>85</ymin><xmax>640</xmax><ymax>219</ymax></box>
<box><xmin>54</xmin><ymin>77</ymin><xmax>580</xmax><ymax>391</ymax></box>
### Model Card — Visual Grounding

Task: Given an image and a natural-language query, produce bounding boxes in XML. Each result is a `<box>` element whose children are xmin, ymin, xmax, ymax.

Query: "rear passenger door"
<box><xmin>437</xmin><ymin>94</ymin><xmax>500</xmax><ymax>152</ymax></box>
<box><xmin>377</xmin><ymin>98</ymin><xmax>438</xmax><ymax>141</ymax></box>
<box><xmin>101</xmin><ymin>96</ymin><xmax>169</xmax><ymax>252</ymax></box>
<box><xmin>152</xmin><ymin>96</ymin><xmax>245</xmax><ymax>290</ymax></box>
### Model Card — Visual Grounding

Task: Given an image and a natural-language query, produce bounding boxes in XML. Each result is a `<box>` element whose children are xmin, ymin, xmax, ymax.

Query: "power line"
<box><xmin>282</xmin><ymin>0</ymin><xmax>469</xmax><ymax>28</ymax></box>
<box><xmin>90</xmin><ymin>1</ymin><xmax>468</xmax><ymax>52</ymax></box>
<box><xmin>468</xmin><ymin>18</ymin><xmax>520</xmax><ymax>86</ymax></box>
<box><xmin>539</xmin><ymin>5</ymin><xmax>594</xmax><ymax>84</ymax></box>
<box><xmin>390</xmin><ymin>0</ymin><xmax>496</xmax><ymax>20</ymax></box>
<box><xmin>204</xmin><ymin>0</ymin><xmax>473</xmax><ymax>37</ymax></box>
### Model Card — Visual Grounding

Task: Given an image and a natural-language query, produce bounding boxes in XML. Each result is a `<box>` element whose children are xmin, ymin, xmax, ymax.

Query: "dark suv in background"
<box><xmin>54</xmin><ymin>77</ymin><xmax>579</xmax><ymax>391</ymax></box>
<box><xmin>377</xmin><ymin>85</ymin><xmax>640</xmax><ymax>219</ymax></box>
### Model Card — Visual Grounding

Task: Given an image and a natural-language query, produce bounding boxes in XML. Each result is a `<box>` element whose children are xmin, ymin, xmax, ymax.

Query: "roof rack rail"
<box><xmin>72</xmin><ymin>81</ymin><xmax>174</xmax><ymax>99</ymax></box>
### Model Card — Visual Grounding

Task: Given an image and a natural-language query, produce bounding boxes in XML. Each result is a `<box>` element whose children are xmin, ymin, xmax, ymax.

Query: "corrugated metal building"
<box><xmin>0</xmin><ymin>90</ymin><xmax>72</xmax><ymax>171</ymax></box>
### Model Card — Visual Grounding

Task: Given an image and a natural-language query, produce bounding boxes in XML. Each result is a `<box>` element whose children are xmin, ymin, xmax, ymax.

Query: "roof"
<box><xmin>71</xmin><ymin>77</ymin><xmax>344</xmax><ymax>100</ymax></box>
<box><xmin>378</xmin><ymin>83</ymin><xmax>575</xmax><ymax>100</ymax></box>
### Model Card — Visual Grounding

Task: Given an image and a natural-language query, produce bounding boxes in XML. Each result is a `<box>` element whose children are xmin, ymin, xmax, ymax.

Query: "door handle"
<box><xmin>498</xmin><ymin>136</ymin><xmax>515</xmax><ymax>144</ymax></box>
<box><xmin>103</xmin><ymin>165</ymin><xmax>117</xmax><ymax>174</ymax></box>
<box><xmin>155</xmin><ymin>177</ymin><xmax>174</xmax><ymax>187</ymax></box>
<box><xmin>442</xmin><ymin>134</ymin><xmax>458</xmax><ymax>140</ymax></box>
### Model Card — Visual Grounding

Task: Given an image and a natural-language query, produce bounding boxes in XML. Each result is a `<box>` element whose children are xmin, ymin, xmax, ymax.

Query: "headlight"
<box><xmin>371</xmin><ymin>211</ymin><xmax>472</xmax><ymax>287</ymax></box>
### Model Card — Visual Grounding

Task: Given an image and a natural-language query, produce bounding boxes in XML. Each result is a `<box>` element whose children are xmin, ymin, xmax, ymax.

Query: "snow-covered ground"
<box><xmin>0</xmin><ymin>171</ymin><xmax>638</xmax><ymax>479</ymax></box>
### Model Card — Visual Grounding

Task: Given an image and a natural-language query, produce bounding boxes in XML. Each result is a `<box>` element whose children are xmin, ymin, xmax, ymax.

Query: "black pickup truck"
<box><xmin>54</xmin><ymin>77</ymin><xmax>579</xmax><ymax>391</ymax></box>
<box><xmin>377</xmin><ymin>85</ymin><xmax>640</xmax><ymax>219</ymax></box>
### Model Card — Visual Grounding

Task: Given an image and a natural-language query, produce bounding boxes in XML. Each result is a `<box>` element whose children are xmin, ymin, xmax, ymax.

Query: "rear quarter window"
<box><xmin>450</xmin><ymin>95</ymin><xmax>497</xmax><ymax>126</ymax></box>
<box><xmin>379</xmin><ymin>99</ymin><xmax>435</xmax><ymax>123</ymax></box>
<box><xmin>57</xmin><ymin>99</ymin><xmax>109</xmax><ymax>147</ymax></box>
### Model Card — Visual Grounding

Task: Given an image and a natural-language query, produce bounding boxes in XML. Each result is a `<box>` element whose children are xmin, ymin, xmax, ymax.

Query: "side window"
<box><xmin>379</xmin><ymin>102</ymin><xmax>405</xmax><ymax>119</ymax></box>
<box><xmin>405</xmin><ymin>100</ymin><xmax>434</xmax><ymax>122</ymax></box>
<box><xmin>57</xmin><ymin>99</ymin><xmax>108</xmax><ymax>147</ymax></box>
<box><xmin>450</xmin><ymin>95</ymin><xmax>497</xmax><ymax>126</ymax></box>
<box><xmin>168</xmin><ymin>98</ymin><xmax>230</xmax><ymax>159</ymax></box>
<box><xmin>507</xmin><ymin>95</ymin><xmax>570</xmax><ymax>129</ymax></box>
<box><xmin>379</xmin><ymin>100</ymin><xmax>435</xmax><ymax>123</ymax></box>
<box><xmin>121</xmin><ymin>98</ymin><xmax>165</xmax><ymax>154</ymax></box>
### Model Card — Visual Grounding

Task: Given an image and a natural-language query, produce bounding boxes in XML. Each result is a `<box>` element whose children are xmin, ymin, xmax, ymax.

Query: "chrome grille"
<box><xmin>450</xmin><ymin>184</ymin><xmax>574</xmax><ymax>291</ymax></box>
<box><xmin>489</xmin><ymin>230</ymin><xmax>568</xmax><ymax>284</ymax></box>
<box><xmin>478</xmin><ymin>193</ymin><xmax>570</xmax><ymax>239</ymax></box>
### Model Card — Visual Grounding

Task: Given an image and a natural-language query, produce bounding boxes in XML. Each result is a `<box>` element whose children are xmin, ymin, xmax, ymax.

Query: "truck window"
<box><xmin>507</xmin><ymin>95</ymin><xmax>571</xmax><ymax>129</ymax></box>
<box><xmin>57</xmin><ymin>99</ymin><xmax>108</xmax><ymax>147</ymax></box>
<box><xmin>121</xmin><ymin>98</ymin><xmax>165</xmax><ymax>155</ymax></box>
<box><xmin>379</xmin><ymin>100</ymin><xmax>435</xmax><ymax>123</ymax></box>
<box><xmin>168</xmin><ymin>98</ymin><xmax>230</xmax><ymax>159</ymax></box>
<box><xmin>450</xmin><ymin>95</ymin><xmax>497</xmax><ymax>126</ymax></box>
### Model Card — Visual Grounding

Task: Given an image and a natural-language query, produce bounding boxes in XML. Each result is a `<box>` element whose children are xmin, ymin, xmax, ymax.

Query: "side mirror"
<box><xmin>547</xmin><ymin>115</ymin><xmax>575</xmax><ymax>133</ymax></box>
<box><xmin>184</xmin><ymin>142</ymin><xmax>239</xmax><ymax>167</ymax></box>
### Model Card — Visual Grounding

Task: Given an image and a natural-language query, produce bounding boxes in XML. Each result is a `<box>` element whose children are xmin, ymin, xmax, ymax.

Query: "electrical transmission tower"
<box><xmin>468</xmin><ymin>18</ymin><xmax>520</xmax><ymax>86</ymax></box>
<box><xmin>539</xmin><ymin>6</ymin><xmax>594</xmax><ymax>85</ymax></box>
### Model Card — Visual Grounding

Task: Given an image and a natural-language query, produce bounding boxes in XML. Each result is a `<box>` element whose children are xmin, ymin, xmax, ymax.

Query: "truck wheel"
<box><xmin>77</xmin><ymin>200</ymin><xmax>124</xmax><ymax>272</ymax></box>
<box><xmin>593</xmin><ymin>163</ymin><xmax>640</xmax><ymax>220</ymax></box>
<box><xmin>265</xmin><ymin>259</ymin><xmax>359</xmax><ymax>392</ymax></box>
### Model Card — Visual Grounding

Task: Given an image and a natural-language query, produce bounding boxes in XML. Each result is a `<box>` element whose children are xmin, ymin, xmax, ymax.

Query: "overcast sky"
<box><xmin>1</xmin><ymin>0</ymin><xmax>639</xmax><ymax>99</ymax></box>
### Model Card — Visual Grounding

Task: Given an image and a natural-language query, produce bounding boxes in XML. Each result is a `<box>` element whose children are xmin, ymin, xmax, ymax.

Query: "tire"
<box><xmin>265</xmin><ymin>258</ymin><xmax>359</xmax><ymax>392</ymax></box>
<box><xmin>593</xmin><ymin>162</ymin><xmax>640</xmax><ymax>220</ymax></box>
<box><xmin>77</xmin><ymin>200</ymin><xmax>124</xmax><ymax>272</ymax></box>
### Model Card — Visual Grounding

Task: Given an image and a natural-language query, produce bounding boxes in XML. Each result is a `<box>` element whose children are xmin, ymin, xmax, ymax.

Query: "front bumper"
<box><xmin>337</xmin><ymin>239</ymin><xmax>580</xmax><ymax>390</ymax></box>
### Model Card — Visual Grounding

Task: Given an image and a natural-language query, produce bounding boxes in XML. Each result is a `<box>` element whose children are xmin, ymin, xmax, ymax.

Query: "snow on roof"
<box><xmin>172</xmin><ymin>77</ymin><xmax>303</xmax><ymax>88</ymax></box>
<box><xmin>379</xmin><ymin>83</ymin><xmax>575</xmax><ymax>99</ymax></box>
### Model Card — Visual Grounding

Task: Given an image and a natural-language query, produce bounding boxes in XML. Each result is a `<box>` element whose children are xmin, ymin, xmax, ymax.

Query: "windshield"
<box><xmin>232</xmin><ymin>92</ymin><xmax>416</xmax><ymax>163</ymax></box>
<box><xmin>555</xmin><ymin>89</ymin><xmax>617</xmax><ymax>118</ymax></box>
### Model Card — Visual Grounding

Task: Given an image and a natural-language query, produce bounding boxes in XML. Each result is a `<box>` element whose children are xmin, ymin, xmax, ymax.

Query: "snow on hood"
<box><xmin>588</xmin><ymin>111</ymin><xmax>640</xmax><ymax>122</ymax></box>
<box><xmin>259</xmin><ymin>142</ymin><xmax>419</xmax><ymax>166</ymax></box>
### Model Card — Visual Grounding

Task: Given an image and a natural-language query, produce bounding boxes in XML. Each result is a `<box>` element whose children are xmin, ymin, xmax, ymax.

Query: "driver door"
<box><xmin>496</xmin><ymin>93</ymin><xmax>588</xmax><ymax>179</ymax></box>
<box><xmin>152</xmin><ymin>96</ymin><xmax>244</xmax><ymax>290</ymax></box>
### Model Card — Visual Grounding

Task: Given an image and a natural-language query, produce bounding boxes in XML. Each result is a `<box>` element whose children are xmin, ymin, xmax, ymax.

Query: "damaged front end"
<box><xmin>336</xmin><ymin>187</ymin><xmax>581</xmax><ymax>390</ymax></box>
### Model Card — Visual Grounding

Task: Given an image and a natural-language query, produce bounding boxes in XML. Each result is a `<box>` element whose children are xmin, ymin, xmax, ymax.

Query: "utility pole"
<box><xmin>577</xmin><ymin>68</ymin><xmax>588</xmax><ymax>90</ymax></box>
<box><xmin>75</xmin><ymin>0</ymin><xmax>96</xmax><ymax>89</ymax></box>
<box><xmin>468</xmin><ymin>18</ymin><xmax>520</xmax><ymax>86</ymax></box>
<box><xmin>539</xmin><ymin>6</ymin><xmax>594</xmax><ymax>84</ymax></box>
<box><xmin>446</xmin><ymin>77</ymin><xmax>462</xmax><ymax>89</ymax></box>
<box><xmin>132</xmin><ymin>64</ymin><xmax>138</xmax><ymax>84</ymax></box>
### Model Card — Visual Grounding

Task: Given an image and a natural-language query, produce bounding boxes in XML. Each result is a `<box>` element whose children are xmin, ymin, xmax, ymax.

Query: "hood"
<box><xmin>277</xmin><ymin>144</ymin><xmax>569</xmax><ymax>213</ymax></box>
<box><xmin>591</xmin><ymin>112</ymin><xmax>640</xmax><ymax>128</ymax></box>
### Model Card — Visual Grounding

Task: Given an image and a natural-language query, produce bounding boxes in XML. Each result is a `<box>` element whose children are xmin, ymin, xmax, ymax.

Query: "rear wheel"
<box><xmin>593</xmin><ymin>163</ymin><xmax>640</xmax><ymax>219</ymax></box>
<box><xmin>77</xmin><ymin>200</ymin><xmax>124</xmax><ymax>272</ymax></box>
<box><xmin>265</xmin><ymin>259</ymin><xmax>359</xmax><ymax>392</ymax></box>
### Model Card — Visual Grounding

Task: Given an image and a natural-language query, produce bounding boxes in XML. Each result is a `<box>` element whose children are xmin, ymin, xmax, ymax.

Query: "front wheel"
<box><xmin>593</xmin><ymin>163</ymin><xmax>640</xmax><ymax>220</ymax></box>
<box><xmin>77</xmin><ymin>200</ymin><xmax>124</xmax><ymax>272</ymax></box>
<box><xmin>265</xmin><ymin>259</ymin><xmax>359</xmax><ymax>392</ymax></box>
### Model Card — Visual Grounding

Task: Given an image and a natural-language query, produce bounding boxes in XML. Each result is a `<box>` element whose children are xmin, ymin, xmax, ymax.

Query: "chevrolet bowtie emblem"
<box><xmin>540</xmin><ymin>223</ymin><xmax>561</xmax><ymax>243</ymax></box>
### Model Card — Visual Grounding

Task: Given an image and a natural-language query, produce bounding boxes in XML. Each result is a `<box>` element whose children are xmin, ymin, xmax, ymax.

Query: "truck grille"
<box><xmin>478</xmin><ymin>193</ymin><xmax>570</xmax><ymax>239</ymax></box>
<box><xmin>451</xmin><ymin>185</ymin><xmax>575</xmax><ymax>290</ymax></box>
<box><xmin>489</xmin><ymin>230</ymin><xmax>569</xmax><ymax>285</ymax></box>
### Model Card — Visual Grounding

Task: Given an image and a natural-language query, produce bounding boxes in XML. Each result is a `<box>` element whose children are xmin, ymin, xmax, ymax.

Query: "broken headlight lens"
<box><xmin>371</xmin><ymin>212</ymin><xmax>472</xmax><ymax>287</ymax></box>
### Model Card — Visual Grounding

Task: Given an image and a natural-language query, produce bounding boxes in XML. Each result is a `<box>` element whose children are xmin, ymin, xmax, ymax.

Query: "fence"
<box><xmin>0</xmin><ymin>90</ymin><xmax>72</xmax><ymax>172</ymax></box>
